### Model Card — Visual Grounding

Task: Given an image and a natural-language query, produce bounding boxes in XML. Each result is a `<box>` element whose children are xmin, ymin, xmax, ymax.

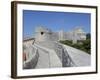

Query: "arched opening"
<box><xmin>41</xmin><ymin>32</ymin><xmax>44</xmax><ymax>35</ymax></box>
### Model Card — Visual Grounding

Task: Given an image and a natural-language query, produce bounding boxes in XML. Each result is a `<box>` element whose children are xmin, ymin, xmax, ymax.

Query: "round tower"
<box><xmin>35</xmin><ymin>26</ymin><xmax>52</xmax><ymax>42</ymax></box>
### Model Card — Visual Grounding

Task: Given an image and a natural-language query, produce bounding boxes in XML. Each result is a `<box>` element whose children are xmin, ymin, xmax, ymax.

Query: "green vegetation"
<box><xmin>59</xmin><ymin>33</ymin><xmax>91</xmax><ymax>54</ymax></box>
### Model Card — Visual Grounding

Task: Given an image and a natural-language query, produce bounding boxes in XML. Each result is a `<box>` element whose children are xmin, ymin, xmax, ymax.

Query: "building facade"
<box><xmin>35</xmin><ymin>26</ymin><xmax>86</xmax><ymax>43</ymax></box>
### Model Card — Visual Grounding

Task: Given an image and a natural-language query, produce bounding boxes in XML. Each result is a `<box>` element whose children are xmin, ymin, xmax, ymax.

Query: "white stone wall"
<box><xmin>35</xmin><ymin>32</ymin><xmax>52</xmax><ymax>42</ymax></box>
<box><xmin>34</xmin><ymin>27</ymin><xmax>86</xmax><ymax>43</ymax></box>
<box><xmin>35</xmin><ymin>27</ymin><xmax>53</xmax><ymax>42</ymax></box>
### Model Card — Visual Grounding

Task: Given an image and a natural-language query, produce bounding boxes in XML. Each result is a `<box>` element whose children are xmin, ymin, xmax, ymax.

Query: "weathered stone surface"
<box><xmin>23</xmin><ymin>45</ymin><xmax>39</xmax><ymax>69</ymax></box>
<box><xmin>23</xmin><ymin>27</ymin><xmax>90</xmax><ymax>69</ymax></box>
<box><xmin>34</xmin><ymin>43</ymin><xmax>62</xmax><ymax>68</ymax></box>
<box><xmin>35</xmin><ymin>27</ymin><xmax>86</xmax><ymax>44</ymax></box>
<box><xmin>62</xmin><ymin>44</ymin><xmax>91</xmax><ymax>66</ymax></box>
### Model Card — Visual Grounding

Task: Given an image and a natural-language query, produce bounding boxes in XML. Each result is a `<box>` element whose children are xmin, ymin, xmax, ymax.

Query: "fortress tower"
<box><xmin>34</xmin><ymin>26</ymin><xmax>86</xmax><ymax>43</ymax></box>
<box><xmin>35</xmin><ymin>26</ymin><xmax>52</xmax><ymax>42</ymax></box>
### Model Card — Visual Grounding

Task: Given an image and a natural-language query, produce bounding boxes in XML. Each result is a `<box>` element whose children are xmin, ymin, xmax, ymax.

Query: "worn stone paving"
<box><xmin>35</xmin><ymin>48</ymin><xmax>50</xmax><ymax>68</ymax></box>
<box><xmin>34</xmin><ymin>44</ymin><xmax>62</xmax><ymax>68</ymax></box>
<box><xmin>23</xmin><ymin>40</ymin><xmax>91</xmax><ymax>69</ymax></box>
<box><xmin>62</xmin><ymin>44</ymin><xmax>91</xmax><ymax>66</ymax></box>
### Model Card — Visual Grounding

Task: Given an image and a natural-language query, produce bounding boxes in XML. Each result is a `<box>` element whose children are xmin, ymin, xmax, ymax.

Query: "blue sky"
<box><xmin>23</xmin><ymin>10</ymin><xmax>91</xmax><ymax>37</ymax></box>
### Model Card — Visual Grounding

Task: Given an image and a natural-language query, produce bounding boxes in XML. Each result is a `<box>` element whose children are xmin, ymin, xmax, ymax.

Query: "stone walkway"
<box><xmin>62</xmin><ymin>44</ymin><xmax>91</xmax><ymax>66</ymax></box>
<box><xmin>34</xmin><ymin>44</ymin><xmax>62</xmax><ymax>68</ymax></box>
<box><xmin>23</xmin><ymin>40</ymin><xmax>91</xmax><ymax>69</ymax></box>
<box><xmin>35</xmin><ymin>47</ymin><xmax>50</xmax><ymax>68</ymax></box>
